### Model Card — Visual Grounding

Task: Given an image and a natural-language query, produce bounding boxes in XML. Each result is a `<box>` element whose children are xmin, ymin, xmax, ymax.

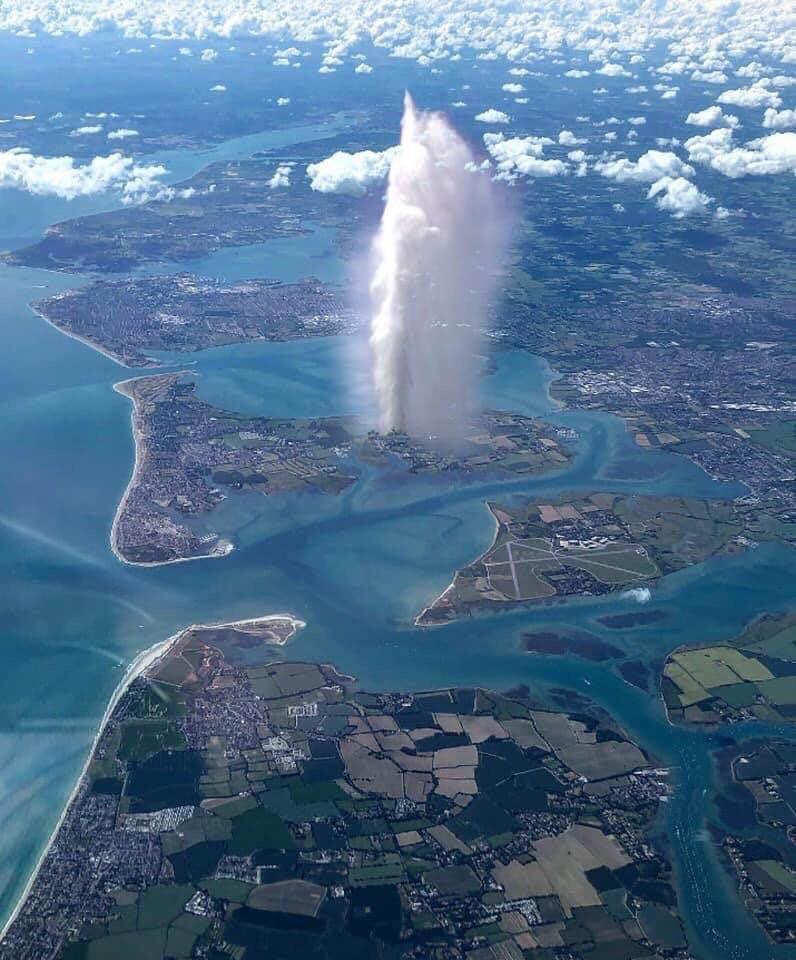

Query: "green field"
<box><xmin>227</xmin><ymin>805</ymin><xmax>295</xmax><ymax>855</ymax></box>
<box><xmin>483</xmin><ymin>537</ymin><xmax>657</xmax><ymax>601</ymax></box>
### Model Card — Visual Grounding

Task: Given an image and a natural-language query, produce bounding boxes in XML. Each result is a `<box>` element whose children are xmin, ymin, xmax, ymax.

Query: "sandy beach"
<box><xmin>0</xmin><ymin>611</ymin><xmax>305</xmax><ymax>940</ymax></box>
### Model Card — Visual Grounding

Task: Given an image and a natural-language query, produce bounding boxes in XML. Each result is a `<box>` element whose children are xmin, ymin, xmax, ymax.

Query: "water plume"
<box><xmin>369</xmin><ymin>93</ymin><xmax>504</xmax><ymax>441</ymax></box>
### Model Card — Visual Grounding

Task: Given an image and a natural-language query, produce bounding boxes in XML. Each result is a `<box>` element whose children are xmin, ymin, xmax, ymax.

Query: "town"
<box><xmin>1</xmin><ymin>617</ymin><xmax>686</xmax><ymax>960</ymax></box>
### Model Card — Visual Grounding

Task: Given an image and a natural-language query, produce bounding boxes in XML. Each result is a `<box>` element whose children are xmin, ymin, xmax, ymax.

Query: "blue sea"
<box><xmin>0</xmin><ymin>115</ymin><xmax>795</xmax><ymax>960</ymax></box>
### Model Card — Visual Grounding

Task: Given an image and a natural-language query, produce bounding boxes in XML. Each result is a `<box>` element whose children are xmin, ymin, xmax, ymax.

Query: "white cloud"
<box><xmin>200</xmin><ymin>47</ymin><xmax>217</xmax><ymax>61</ymax></box>
<box><xmin>0</xmin><ymin>147</ymin><xmax>176</xmax><ymax>203</ymax></box>
<box><xmin>564</xmin><ymin>69</ymin><xmax>590</xmax><ymax>78</ymax></box>
<box><xmin>475</xmin><ymin>108</ymin><xmax>510</xmax><ymax>124</ymax></box>
<box><xmin>209</xmin><ymin>83</ymin><xmax>226</xmax><ymax>92</ymax></box>
<box><xmin>595</xmin><ymin>149</ymin><xmax>694</xmax><ymax>183</ymax></box>
<box><xmin>736</xmin><ymin>61</ymin><xmax>764</xmax><ymax>79</ymax></box>
<box><xmin>483</xmin><ymin>132</ymin><xmax>566</xmax><ymax>180</ymax></box>
<box><xmin>268</xmin><ymin>163</ymin><xmax>292</xmax><ymax>188</ymax></box>
<box><xmin>685</xmin><ymin>129</ymin><xmax>796</xmax><ymax>177</ymax></box>
<box><xmin>502</xmin><ymin>82</ymin><xmax>524</xmax><ymax>94</ymax></box>
<box><xmin>508</xmin><ymin>67</ymin><xmax>529</xmax><ymax>76</ymax></box>
<box><xmin>627</xmin><ymin>116</ymin><xmax>646</xmax><ymax>125</ymax></box>
<box><xmin>622</xmin><ymin>587</ymin><xmax>651</xmax><ymax>604</ymax></box>
<box><xmin>685</xmin><ymin>106</ymin><xmax>739</xmax><ymax>128</ymax></box>
<box><xmin>657</xmin><ymin>60</ymin><xmax>687</xmax><ymax>75</ymax></box>
<box><xmin>355</xmin><ymin>62</ymin><xmax>373</xmax><ymax>74</ymax></box>
<box><xmin>107</xmin><ymin>128</ymin><xmax>139</xmax><ymax>140</ymax></box>
<box><xmin>70</xmin><ymin>124</ymin><xmax>102</xmax><ymax>136</ymax></box>
<box><xmin>1</xmin><ymin>0</ymin><xmax>793</xmax><ymax>86</ymax></box>
<box><xmin>558</xmin><ymin>129</ymin><xmax>586</xmax><ymax>145</ymax></box>
<box><xmin>647</xmin><ymin>176</ymin><xmax>712</xmax><ymax>216</ymax></box>
<box><xmin>718</xmin><ymin>83</ymin><xmax>782</xmax><ymax>109</ymax></box>
<box><xmin>276</xmin><ymin>97</ymin><xmax>290</xmax><ymax>105</ymax></box>
<box><xmin>691</xmin><ymin>69</ymin><xmax>727</xmax><ymax>83</ymax></box>
<box><xmin>763</xmin><ymin>107</ymin><xmax>796</xmax><ymax>129</ymax></box>
<box><xmin>306</xmin><ymin>146</ymin><xmax>398</xmax><ymax>196</ymax></box>
<box><xmin>596</xmin><ymin>62</ymin><xmax>631</xmax><ymax>78</ymax></box>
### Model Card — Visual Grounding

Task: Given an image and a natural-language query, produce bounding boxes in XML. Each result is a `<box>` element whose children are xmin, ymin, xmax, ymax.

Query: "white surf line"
<box><xmin>0</xmin><ymin>612</ymin><xmax>305</xmax><ymax>941</ymax></box>
<box><xmin>413</xmin><ymin>502</ymin><xmax>503</xmax><ymax>627</ymax></box>
<box><xmin>30</xmin><ymin>304</ymin><xmax>134</xmax><ymax>368</ymax></box>
<box><xmin>0</xmin><ymin>628</ymin><xmax>178</xmax><ymax>941</ymax></box>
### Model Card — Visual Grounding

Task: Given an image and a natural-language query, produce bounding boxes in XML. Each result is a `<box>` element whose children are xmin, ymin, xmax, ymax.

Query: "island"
<box><xmin>417</xmin><ymin>493</ymin><xmax>744</xmax><ymax>625</ymax></box>
<box><xmin>3</xmin><ymin>129</ymin><xmax>377</xmax><ymax>274</ymax></box>
<box><xmin>0</xmin><ymin>616</ymin><xmax>687</xmax><ymax>960</ymax></box>
<box><xmin>113</xmin><ymin>371</ymin><xmax>571</xmax><ymax>565</ymax></box>
<box><xmin>662</xmin><ymin>612</ymin><xmax>796</xmax><ymax>726</ymax></box>
<box><xmin>34</xmin><ymin>275</ymin><xmax>358</xmax><ymax>367</ymax></box>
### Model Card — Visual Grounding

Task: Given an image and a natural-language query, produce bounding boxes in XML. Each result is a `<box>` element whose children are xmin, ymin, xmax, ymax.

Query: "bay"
<box><xmin>0</xmin><ymin>142</ymin><xmax>794</xmax><ymax>960</ymax></box>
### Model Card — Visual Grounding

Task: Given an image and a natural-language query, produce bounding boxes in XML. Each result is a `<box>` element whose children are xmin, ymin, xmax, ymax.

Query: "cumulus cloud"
<box><xmin>1</xmin><ymin>0</ymin><xmax>794</xmax><ymax>84</ymax></box>
<box><xmin>718</xmin><ymin>83</ymin><xmax>782</xmax><ymax>109</ymax></box>
<box><xmin>565</xmin><ymin>69</ymin><xmax>590</xmax><ymax>78</ymax></box>
<box><xmin>595</xmin><ymin>149</ymin><xmax>694</xmax><ymax>183</ymax></box>
<box><xmin>483</xmin><ymin>132</ymin><xmax>567</xmax><ymax>180</ymax></box>
<box><xmin>268</xmin><ymin>163</ymin><xmax>292</xmax><ymax>188</ymax></box>
<box><xmin>558</xmin><ymin>129</ymin><xmax>586</xmax><ymax>145</ymax></box>
<box><xmin>692</xmin><ymin>69</ymin><xmax>727</xmax><ymax>83</ymax></box>
<box><xmin>647</xmin><ymin>176</ymin><xmax>712</xmax><ymax>216</ymax></box>
<box><xmin>107</xmin><ymin>128</ymin><xmax>139</xmax><ymax>140</ymax></box>
<box><xmin>596</xmin><ymin>62</ymin><xmax>632</xmax><ymax>78</ymax></box>
<box><xmin>70</xmin><ymin>124</ymin><xmax>102</xmax><ymax>136</ymax></box>
<box><xmin>502</xmin><ymin>82</ymin><xmax>524</xmax><ymax>94</ymax></box>
<box><xmin>276</xmin><ymin>96</ymin><xmax>290</xmax><ymax>105</ymax></box>
<box><xmin>685</xmin><ymin>128</ymin><xmax>796</xmax><ymax>177</ymax></box>
<box><xmin>0</xmin><ymin>147</ymin><xmax>177</xmax><ymax>203</ymax></box>
<box><xmin>763</xmin><ymin>107</ymin><xmax>796</xmax><ymax>129</ymax></box>
<box><xmin>306</xmin><ymin>146</ymin><xmax>398</xmax><ymax>195</ymax></box>
<box><xmin>475</xmin><ymin>108</ymin><xmax>510</xmax><ymax>124</ymax></box>
<box><xmin>200</xmin><ymin>47</ymin><xmax>217</xmax><ymax>61</ymax></box>
<box><xmin>355</xmin><ymin>62</ymin><xmax>373</xmax><ymax>74</ymax></box>
<box><xmin>209</xmin><ymin>83</ymin><xmax>226</xmax><ymax>92</ymax></box>
<box><xmin>685</xmin><ymin>106</ymin><xmax>739</xmax><ymax>128</ymax></box>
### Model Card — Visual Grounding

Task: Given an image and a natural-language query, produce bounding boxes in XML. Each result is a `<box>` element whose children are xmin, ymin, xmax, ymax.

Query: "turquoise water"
<box><xmin>141</xmin><ymin>223</ymin><xmax>344</xmax><ymax>285</ymax></box>
<box><xmin>0</xmin><ymin>149</ymin><xmax>795</xmax><ymax>960</ymax></box>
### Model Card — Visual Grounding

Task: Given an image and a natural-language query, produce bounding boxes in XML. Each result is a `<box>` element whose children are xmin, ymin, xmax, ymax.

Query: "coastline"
<box><xmin>110</xmin><ymin>376</ymin><xmax>235</xmax><ymax>568</ymax></box>
<box><xmin>29</xmin><ymin>303</ymin><xmax>147</xmax><ymax>370</ymax></box>
<box><xmin>0</xmin><ymin>612</ymin><xmax>305</xmax><ymax>941</ymax></box>
<box><xmin>0</xmin><ymin>627</ymin><xmax>179</xmax><ymax>940</ymax></box>
<box><xmin>414</xmin><ymin>500</ymin><xmax>501</xmax><ymax>627</ymax></box>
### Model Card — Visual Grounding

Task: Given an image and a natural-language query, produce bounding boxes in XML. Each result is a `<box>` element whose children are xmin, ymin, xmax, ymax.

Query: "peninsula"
<box><xmin>113</xmin><ymin>371</ymin><xmax>571</xmax><ymax>565</ymax></box>
<box><xmin>0</xmin><ymin>616</ymin><xmax>685</xmax><ymax>960</ymax></box>
<box><xmin>417</xmin><ymin>493</ymin><xmax>744</xmax><ymax>625</ymax></box>
<box><xmin>35</xmin><ymin>275</ymin><xmax>358</xmax><ymax>367</ymax></box>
